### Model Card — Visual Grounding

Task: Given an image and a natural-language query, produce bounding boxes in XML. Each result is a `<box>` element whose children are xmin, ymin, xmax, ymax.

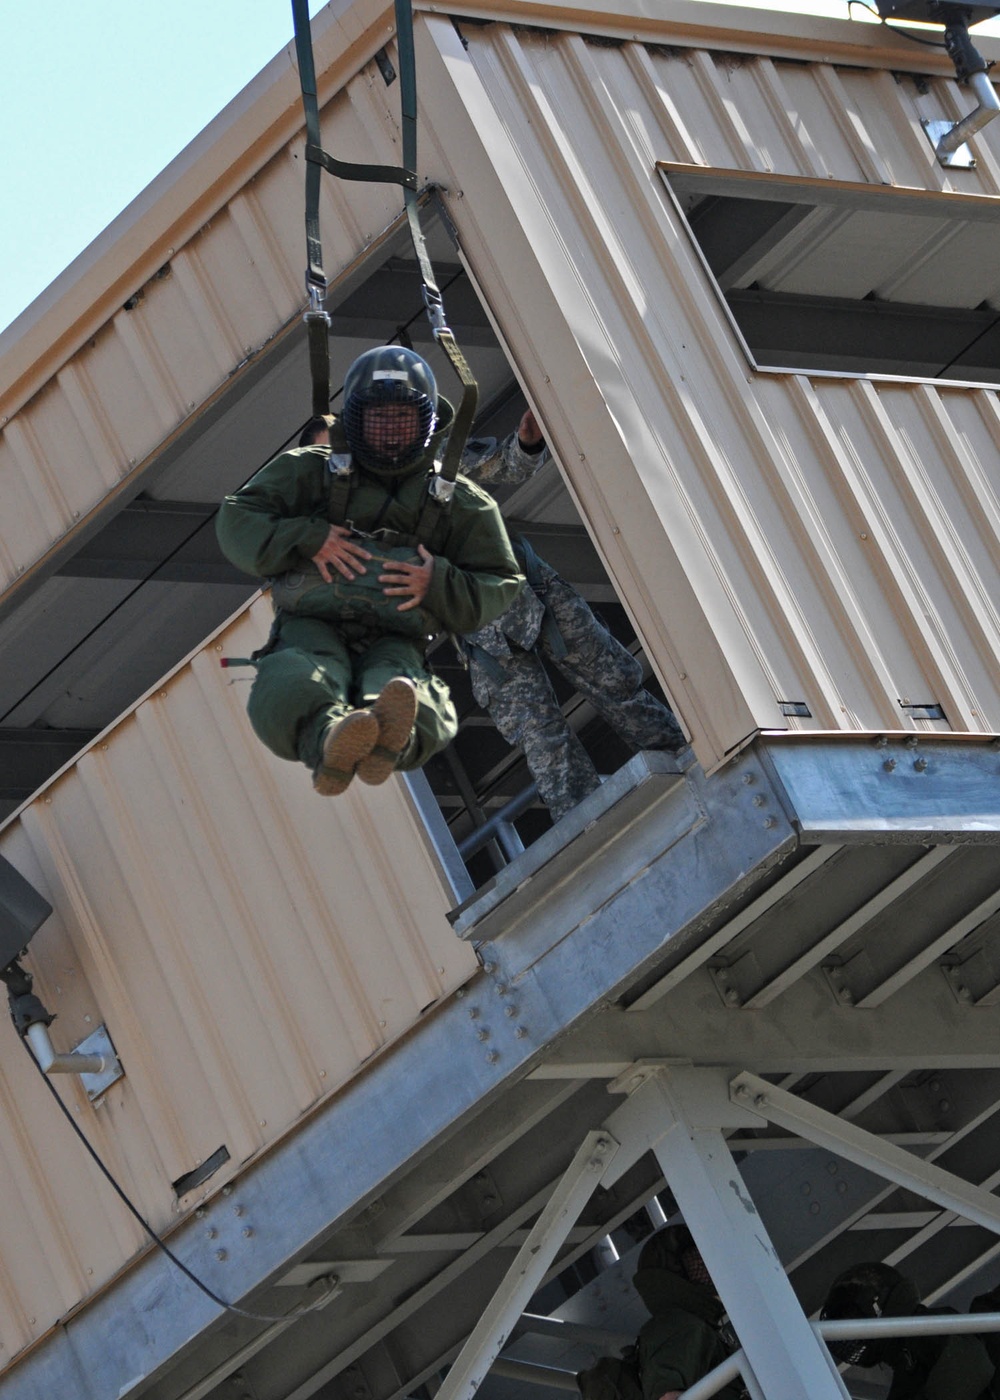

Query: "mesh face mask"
<box><xmin>822</xmin><ymin>1276</ymin><xmax>889</xmax><ymax>1368</ymax></box>
<box><xmin>681</xmin><ymin>1247</ymin><xmax>713</xmax><ymax>1289</ymax></box>
<box><xmin>342</xmin><ymin>352</ymin><xmax>437</xmax><ymax>478</ymax></box>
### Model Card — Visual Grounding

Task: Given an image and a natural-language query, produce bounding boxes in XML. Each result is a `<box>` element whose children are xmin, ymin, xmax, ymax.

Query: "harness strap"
<box><xmin>325</xmin><ymin>452</ymin><xmax>448</xmax><ymax>552</ymax></box>
<box><xmin>290</xmin><ymin>0</ymin><xmax>478</xmax><ymax>470</ymax></box>
<box><xmin>395</xmin><ymin>0</ymin><xmax>478</xmax><ymax>489</ymax></box>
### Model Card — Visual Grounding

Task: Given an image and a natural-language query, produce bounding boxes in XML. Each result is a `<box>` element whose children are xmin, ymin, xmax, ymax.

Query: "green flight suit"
<box><xmin>216</xmin><ymin>403</ymin><xmax>523</xmax><ymax>773</ymax></box>
<box><xmin>632</xmin><ymin>1264</ymin><xmax>743</xmax><ymax>1400</ymax></box>
<box><xmin>876</xmin><ymin>1278</ymin><xmax>995</xmax><ymax>1400</ymax></box>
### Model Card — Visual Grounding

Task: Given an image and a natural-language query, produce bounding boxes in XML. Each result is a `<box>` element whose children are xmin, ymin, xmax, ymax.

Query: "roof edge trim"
<box><xmin>434</xmin><ymin>0</ymin><xmax>1000</xmax><ymax>71</ymax></box>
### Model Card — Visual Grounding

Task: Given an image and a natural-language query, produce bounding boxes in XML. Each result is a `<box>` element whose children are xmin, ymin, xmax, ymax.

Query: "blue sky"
<box><xmin>1</xmin><ymin>0</ymin><xmax>998</xmax><ymax>337</ymax></box>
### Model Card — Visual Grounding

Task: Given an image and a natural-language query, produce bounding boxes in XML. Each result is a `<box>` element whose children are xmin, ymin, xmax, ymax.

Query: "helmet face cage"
<box><xmin>342</xmin><ymin>348</ymin><xmax>437</xmax><ymax>477</ymax></box>
<box><xmin>821</xmin><ymin>1268</ymin><xmax>896</xmax><ymax>1369</ymax></box>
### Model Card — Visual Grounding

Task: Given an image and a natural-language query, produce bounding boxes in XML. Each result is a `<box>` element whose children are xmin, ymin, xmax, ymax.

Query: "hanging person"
<box><xmin>216</xmin><ymin>346</ymin><xmax>523</xmax><ymax>796</ymax></box>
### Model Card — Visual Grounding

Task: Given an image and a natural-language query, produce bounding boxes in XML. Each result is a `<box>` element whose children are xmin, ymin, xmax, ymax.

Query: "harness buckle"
<box><xmin>305</xmin><ymin>281</ymin><xmax>329</xmax><ymax>319</ymax></box>
<box><xmin>428</xmin><ymin>475</ymin><xmax>455</xmax><ymax>504</ymax></box>
<box><xmin>422</xmin><ymin>285</ymin><xmax>448</xmax><ymax>335</ymax></box>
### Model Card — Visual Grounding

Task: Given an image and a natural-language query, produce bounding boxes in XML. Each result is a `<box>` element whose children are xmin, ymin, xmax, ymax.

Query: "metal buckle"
<box><xmin>428</xmin><ymin>475</ymin><xmax>455</xmax><ymax>504</ymax></box>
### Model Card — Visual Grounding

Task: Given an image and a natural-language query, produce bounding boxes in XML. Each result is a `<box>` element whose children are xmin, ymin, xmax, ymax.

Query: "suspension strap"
<box><xmin>289</xmin><ymin>0</ymin><xmax>478</xmax><ymax>470</ymax></box>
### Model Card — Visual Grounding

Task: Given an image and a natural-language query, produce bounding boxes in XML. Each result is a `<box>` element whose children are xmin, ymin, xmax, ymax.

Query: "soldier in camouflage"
<box><xmin>462</xmin><ymin>411</ymin><xmax>687</xmax><ymax>823</ymax></box>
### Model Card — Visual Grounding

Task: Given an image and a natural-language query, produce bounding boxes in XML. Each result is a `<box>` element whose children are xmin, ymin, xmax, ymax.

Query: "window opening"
<box><xmin>659</xmin><ymin>165</ymin><xmax>1000</xmax><ymax>386</ymax></box>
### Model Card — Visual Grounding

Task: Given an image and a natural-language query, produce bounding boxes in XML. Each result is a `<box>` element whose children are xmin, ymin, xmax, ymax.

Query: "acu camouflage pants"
<box><xmin>468</xmin><ymin>568</ymin><xmax>685</xmax><ymax>823</ymax></box>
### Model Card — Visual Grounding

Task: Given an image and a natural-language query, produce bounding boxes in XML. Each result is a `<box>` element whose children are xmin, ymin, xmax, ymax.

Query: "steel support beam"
<box><xmin>731</xmin><ymin>1071</ymin><xmax>1000</xmax><ymax>1236</ymax></box>
<box><xmin>431</xmin><ymin>1131</ymin><xmax>619</xmax><ymax>1400</ymax></box>
<box><xmin>613</xmin><ymin>1069</ymin><xmax>849</xmax><ymax>1399</ymax></box>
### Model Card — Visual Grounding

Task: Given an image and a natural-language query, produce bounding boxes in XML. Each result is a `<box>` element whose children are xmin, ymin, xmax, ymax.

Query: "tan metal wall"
<box><xmin>415</xmin><ymin>14</ymin><xmax>1000</xmax><ymax>764</ymax></box>
<box><xmin>0</xmin><ymin>595</ymin><xmax>475</xmax><ymax>1362</ymax></box>
<box><xmin>0</xmin><ymin>0</ymin><xmax>399</xmax><ymax>611</ymax></box>
<box><xmin>1</xmin><ymin>0</ymin><xmax>998</xmax><ymax>1366</ymax></box>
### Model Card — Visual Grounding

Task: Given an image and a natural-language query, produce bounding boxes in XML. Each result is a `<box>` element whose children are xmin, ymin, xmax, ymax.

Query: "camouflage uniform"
<box><xmin>461</xmin><ymin>435</ymin><xmax>686</xmax><ymax>823</ymax></box>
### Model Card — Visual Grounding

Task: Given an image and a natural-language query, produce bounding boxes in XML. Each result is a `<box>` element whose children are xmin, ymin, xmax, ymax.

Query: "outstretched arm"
<box><xmin>461</xmin><ymin>408</ymin><xmax>550</xmax><ymax>488</ymax></box>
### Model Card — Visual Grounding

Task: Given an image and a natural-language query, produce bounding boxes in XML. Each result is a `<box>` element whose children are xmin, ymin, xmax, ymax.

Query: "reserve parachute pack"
<box><xmin>268</xmin><ymin>445</ymin><xmax>443</xmax><ymax>640</ymax></box>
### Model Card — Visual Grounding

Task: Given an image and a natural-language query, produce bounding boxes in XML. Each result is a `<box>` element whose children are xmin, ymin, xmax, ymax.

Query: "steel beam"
<box><xmin>430</xmin><ymin>1131</ymin><xmax>619</xmax><ymax>1400</ymax></box>
<box><xmin>759</xmin><ymin>736</ymin><xmax>1000</xmax><ymax>844</ymax></box>
<box><xmin>731</xmin><ymin>1072</ymin><xmax>1000</xmax><ymax>1236</ymax></box>
<box><xmin>626</xmin><ymin>1071</ymin><xmax>848</xmax><ymax>1399</ymax></box>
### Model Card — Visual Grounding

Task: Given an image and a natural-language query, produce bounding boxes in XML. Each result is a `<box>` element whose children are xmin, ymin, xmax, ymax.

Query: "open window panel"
<box><xmin>659</xmin><ymin>163</ymin><xmax>1000</xmax><ymax>385</ymax></box>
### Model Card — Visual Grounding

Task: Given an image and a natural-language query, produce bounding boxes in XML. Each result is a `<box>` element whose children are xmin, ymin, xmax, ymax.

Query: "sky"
<box><xmin>2</xmin><ymin>0</ymin><xmax>999</xmax><ymax>338</ymax></box>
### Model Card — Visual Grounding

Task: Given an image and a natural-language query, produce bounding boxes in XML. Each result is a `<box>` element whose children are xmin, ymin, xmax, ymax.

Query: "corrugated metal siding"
<box><xmin>417</xmin><ymin>19</ymin><xmax>1000</xmax><ymax>756</ymax></box>
<box><xmin>0</xmin><ymin>595</ymin><xmax>475</xmax><ymax>1360</ymax></box>
<box><xmin>0</xmin><ymin>7</ymin><xmax>405</xmax><ymax>609</ymax></box>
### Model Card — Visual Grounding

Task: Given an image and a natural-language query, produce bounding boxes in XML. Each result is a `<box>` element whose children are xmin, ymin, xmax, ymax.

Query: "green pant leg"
<box><xmin>247</xmin><ymin>617</ymin><xmax>353</xmax><ymax>763</ymax></box>
<box><xmin>355</xmin><ymin>632</ymin><xmax>458</xmax><ymax>770</ymax></box>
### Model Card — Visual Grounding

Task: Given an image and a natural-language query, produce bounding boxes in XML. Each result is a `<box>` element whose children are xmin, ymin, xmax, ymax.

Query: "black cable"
<box><xmin>935</xmin><ymin>306</ymin><xmax>1000</xmax><ymax>377</ymax></box>
<box><xmin>20</xmin><ymin>1031</ymin><xmax>334</xmax><ymax>1325</ymax></box>
<box><xmin>847</xmin><ymin>0</ymin><xmax>948</xmax><ymax>46</ymax></box>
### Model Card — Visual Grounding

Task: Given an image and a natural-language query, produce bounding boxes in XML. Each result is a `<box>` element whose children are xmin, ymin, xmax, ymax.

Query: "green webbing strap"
<box><xmin>393</xmin><ymin>0</ymin><xmax>478</xmax><ymax>502</ymax></box>
<box><xmin>291</xmin><ymin>0</ymin><xmax>418</xmax><ymax>417</ymax></box>
<box><xmin>289</xmin><ymin>0</ymin><xmax>478</xmax><ymax>475</ymax></box>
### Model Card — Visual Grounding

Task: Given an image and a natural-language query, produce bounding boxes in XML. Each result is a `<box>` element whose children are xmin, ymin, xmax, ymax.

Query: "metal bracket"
<box><xmin>77</xmin><ymin>1025</ymin><xmax>124</xmax><ymax>1100</ymax></box>
<box><xmin>941</xmin><ymin>946</ymin><xmax>1000</xmax><ymax>1005</ymax></box>
<box><xmin>922</xmin><ymin>118</ymin><xmax>977</xmax><ymax>168</ymax></box>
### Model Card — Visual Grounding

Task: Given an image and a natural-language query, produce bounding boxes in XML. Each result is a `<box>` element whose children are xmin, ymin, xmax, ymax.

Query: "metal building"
<box><xmin>1</xmin><ymin>2</ymin><xmax>999</xmax><ymax>1397</ymax></box>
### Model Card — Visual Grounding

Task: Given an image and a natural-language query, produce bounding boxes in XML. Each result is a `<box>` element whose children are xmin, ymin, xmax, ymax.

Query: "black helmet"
<box><xmin>821</xmin><ymin>1262</ymin><xmax>907</xmax><ymax>1368</ymax></box>
<box><xmin>342</xmin><ymin>346</ymin><xmax>437</xmax><ymax>478</ymax></box>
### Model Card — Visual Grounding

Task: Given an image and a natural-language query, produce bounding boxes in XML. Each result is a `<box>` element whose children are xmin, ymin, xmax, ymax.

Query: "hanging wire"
<box><xmin>20</xmin><ymin>1033</ymin><xmax>337</xmax><ymax>1325</ymax></box>
<box><xmin>847</xmin><ymin>0</ymin><xmax>948</xmax><ymax>47</ymax></box>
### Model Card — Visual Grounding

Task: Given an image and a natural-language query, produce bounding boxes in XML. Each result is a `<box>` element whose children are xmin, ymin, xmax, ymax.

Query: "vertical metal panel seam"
<box><xmin>852</xmin><ymin>379</ymin><xmax>987</xmax><ymax>725</ymax></box>
<box><xmin>131</xmin><ymin>698</ymin><xmax>320</xmax><ymax>1107</ymax></box>
<box><xmin>558</xmin><ymin>37</ymin><xmax>852</xmax><ymax>718</ymax></box>
<box><xmin>72</xmin><ymin>747</ymin><xmax>265</xmax><ymax>1158</ymax></box>
<box><xmin>811</xmin><ymin>66</ymin><xmax>893</xmax><ymax>184</ymax></box>
<box><xmin>0</xmin><ymin>1059</ymin><xmax>70</xmax><ymax>1344</ymax></box>
<box><xmin>688</xmin><ymin>49</ymin><xmax>768</xmax><ymax>172</ymax></box>
<box><xmin>0</xmin><ymin>1050</ymin><xmax>101</xmax><ymax>1318</ymax></box>
<box><xmin>749</xmin><ymin>380</ymin><xmax>902</xmax><ymax>720</ymax></box>
<box><xmin>54</xmin><ymin>361</ymin><xmax>128</xmax><ymax>496</ymax></box>
<box><xmin>786</xmin><ymin>377</ymin><xmax>920</xmax><ymax>726</ymax></box>
<box><xmin>189</xmin><ymin>644</ymin><xmax>385</xmax><ymax>1063</ymax></box>
<box><xmin>752</xmin><ymin>56</ymin><xmax>825</xmax><ymax>178</ymax></box>
<box><xmin>623</xmin><ymin>44</ymin><xmax>704</xmax><ymax>165</ymax></box>
<box><xmin>227</xmin><ymin>186</ymin><xmax>302</xmax><ymax>314</ymax></box>
<box><xmin>110</xmin><ymin>315</ymin><xmax>183</xmax><ymax>435</ymax></box>
<box><xmin>167</xmin><ymin>246</ymin><xmax>250</xmax><ymax>374</ymax></box>
<box><xmin>21</xmin><ymin>800</ymin><xmax>196</xmax><ymax>1179</ymax></box>
<box><xmin>1</xmin><ymin>417</ymin><xmax>72</xmax><ymax>554</ymax></box>
<box><xmin>899</xmin><ymin>388</ymin><xmax>1000</xmax><ymax>654</ymax></box>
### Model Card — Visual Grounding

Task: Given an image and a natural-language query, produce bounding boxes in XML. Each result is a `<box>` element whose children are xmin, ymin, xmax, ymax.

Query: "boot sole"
<box><xmin>313</xmin><ymin>711</ymin><xmax>379</xmax><ymax>796</ymax></box>
<box><xmin>356</xmin><ymin>678</ymin><xmax>418</xmax><ymax>786</ymax></box>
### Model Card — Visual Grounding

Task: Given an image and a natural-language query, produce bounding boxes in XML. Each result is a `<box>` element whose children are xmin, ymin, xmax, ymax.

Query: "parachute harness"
<box><xmin>289</xmin><ymin>0</ymin><xmax>478</xmax><ymax>498</ymax></box>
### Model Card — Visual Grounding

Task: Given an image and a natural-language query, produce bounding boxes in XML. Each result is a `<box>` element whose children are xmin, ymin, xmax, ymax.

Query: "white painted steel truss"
<box><xmin>435</xmin><ymin>1066</ymin><xmax>1000</xmax><ymax>1400</ymax></box>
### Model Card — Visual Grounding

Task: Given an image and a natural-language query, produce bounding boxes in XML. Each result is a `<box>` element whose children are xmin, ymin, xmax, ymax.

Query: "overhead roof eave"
<box><xmin>427</xmin><ymin>0</ymin><xmax>999</xmax><ymax>71</ymax></box>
